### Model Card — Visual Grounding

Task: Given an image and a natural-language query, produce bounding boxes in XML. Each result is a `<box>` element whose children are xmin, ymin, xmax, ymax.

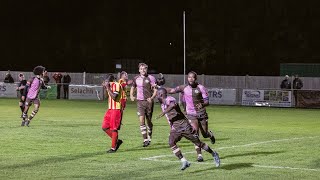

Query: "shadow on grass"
<box><xmin>221</xmin><ymin>151</ymin><xmax>285</xmax><ymax>159</ymax></box>
<box><xmin>0</xmin><ymin>151</ymin><xmax>105</xmax><ymax>170</ymax></box>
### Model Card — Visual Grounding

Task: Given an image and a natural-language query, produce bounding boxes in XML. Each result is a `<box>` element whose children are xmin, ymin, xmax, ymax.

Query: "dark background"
<box><xmin>1</xmin><ymin>0</ymin><xmax>320</xmax><ymax>75</ymax></box>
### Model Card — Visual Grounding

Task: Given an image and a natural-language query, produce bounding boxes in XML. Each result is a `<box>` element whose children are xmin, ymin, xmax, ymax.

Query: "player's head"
<box><xmin>138</xmin><ymin>63</ymin><xmax>148</xmax><ymax>76</ymax></box>
<box><xmin>187</xmin><ymin>71</ymin><xmax>198</xmax><ymax>87</ymax></box>
<box><xmin>106</xmin><ymin>73</ymin><xmax>115</xmax><ymax>83</ymax></box>
<box><xmin>156</xmin><ymin>73</ymin><xmax>165</xmax><ymax>86</ymax></box>
<box><xmin>33</xmin><ymin>66</ymin><xmax>46</xmax><ymax>76</ymax></box>
<box><xmin>119</xmin><ymin>71</ymin><xmax>128</xmax><ymax>80</ymax></box>
<box><xmin>156</xmin><ymin>88</ymin><xmax>167</xmax><ymax>103</ymax></box>
<box><xmin>285</xmin><ymin>75</ymin><xmax>289</xmax><ymax>80</ymax></box>
<box><xmin>18</xmin><ymin>73</ymin><xmax>24</xmax><ymax>80</ymax></box>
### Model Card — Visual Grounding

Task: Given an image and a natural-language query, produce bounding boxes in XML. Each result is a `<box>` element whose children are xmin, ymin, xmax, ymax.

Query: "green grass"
<box><xmin>0</xmin><ymin>98</ymin><xmax>319</xmax><ymax>179</ymax></box>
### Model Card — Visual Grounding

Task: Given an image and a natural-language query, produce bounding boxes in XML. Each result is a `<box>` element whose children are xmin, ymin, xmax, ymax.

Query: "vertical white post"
<box><xmin>83</xmin><ymin>72</ymin><xmax>86</xmax><ymax>85</ymax></box>
<box><xmin>183</xmin><ymin>11</ymin><xmax>186</xmax><ymax>85</ymax></box>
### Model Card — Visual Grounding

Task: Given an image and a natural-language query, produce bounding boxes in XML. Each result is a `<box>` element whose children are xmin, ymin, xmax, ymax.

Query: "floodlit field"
<box><xmin>0</xmin><ymin>98</ymin><xmax>319</xmax><ymax>179</ymax></box>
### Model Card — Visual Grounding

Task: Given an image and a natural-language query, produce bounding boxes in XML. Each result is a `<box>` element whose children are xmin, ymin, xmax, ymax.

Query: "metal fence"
<box><xmin>1</xmin><ymin>71</ymin><xmax>320</xmax><ymax>90</ymax></box>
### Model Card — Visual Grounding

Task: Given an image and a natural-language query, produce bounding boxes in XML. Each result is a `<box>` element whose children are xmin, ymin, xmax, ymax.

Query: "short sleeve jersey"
<box><xmin>174</xmin><ymin>84</ymin><xmax>209</xmax><ymax>116</ymax></box>
<box><xmin>132</xmin><ymin>75</ymin><xmax>156</xmax><ymax>100</ymax></box>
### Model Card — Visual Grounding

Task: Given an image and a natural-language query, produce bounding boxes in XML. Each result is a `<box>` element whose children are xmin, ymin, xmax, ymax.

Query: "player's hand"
<box><xmin>196</xmin><ymin>103</ymin><xmax>203</xmax><ymax>109</ymax></box>
<box><xmin>191</xmin><ymin>127</ymin><xmax>197</xmax><ymax>134</ymax></box>
<box><xmin>130</xmin><ymin>96</ymin><xmax>136</xmax><ymax>102</ymax></box>
<box><xmin>147</xmin><ymin>98</ymin><xmax>153</xmax><ymax>103</ymax></box>
<box><xmin>21</xmin><ymin>96</ymin><xmax>25</xmax><ymax>101</ymax></box>
<box><xmin>127</xmin><ymin>79</ymin><xmax>133</xmax><ymax>85</ymax></box>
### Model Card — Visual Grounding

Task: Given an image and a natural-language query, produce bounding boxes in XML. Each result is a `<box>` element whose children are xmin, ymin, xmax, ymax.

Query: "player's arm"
<box><xmin>196</xmin><ymin>86</ymin><xmax>209</xmax><ymax>109</ymax></box>
<box><xmin>157</xmin><ymin>101</ymin><xmax>177</xmax><ymax>119</ymax></box>
<box><xmin>147</xmin><ymin>87</ymin><xmax>157</xmax><ymax>103</ymax></box>
<box><xmin>130</xmin><ymin>86</ymin><xmax>136</xmax><ymax>101</ymax></box>
<box><xmin>166</xmin><ymin>85</ymin><xmax>183</xmax><ymax>94</ymax></box>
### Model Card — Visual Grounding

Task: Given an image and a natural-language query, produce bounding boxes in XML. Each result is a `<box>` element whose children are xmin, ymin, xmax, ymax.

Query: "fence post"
<box><xmin>83</xmin><ymin>72</ymin><xmax>86</xmax><ymax>85</ymax></box>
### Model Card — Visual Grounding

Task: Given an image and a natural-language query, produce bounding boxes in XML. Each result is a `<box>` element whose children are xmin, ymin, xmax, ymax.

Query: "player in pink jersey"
<box><xmin>21</xmin><ymin>66</ymin><xmax>51</xmax><ymax>127</ymax></box>
<box><xmin>156</xmin><ymin>88</ymin><xmax>220</xmax><ymax>170</ymax></box>
<box><xmin>130</xmin><ymin>63</ymin><xmax>157</xmax><ymax>147</ymax></box>
<box><xmin>167</xmin><ymin>71</ymin><xmax>216</xmax><ymax>162</ymax></box>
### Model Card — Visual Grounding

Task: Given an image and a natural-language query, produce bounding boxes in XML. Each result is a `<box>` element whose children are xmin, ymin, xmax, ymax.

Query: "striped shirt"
<box><xmin>108</xmin><ymin>82</ymin><xmax>123</xmax><ymax>110</ymax></box>
<box><xmin>119</xmin><ymin>79</ymin><xmax>127</xmax><ymax>100</ymax></box>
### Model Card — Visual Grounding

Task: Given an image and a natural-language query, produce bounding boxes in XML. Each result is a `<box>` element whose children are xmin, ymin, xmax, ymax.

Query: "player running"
<box><xmin>156</xmin><ymin>88</ymin><xmax>220</xmax><ymax>170</ymax></box>
<box><xmin>130</xmin><ymin>63</ymin><xmax>157</xmax><ymax>147</ymax></box>
<box><xmin>21</xmin><ymin>66</ymin><xmax>51</xmax><ymax>127</ymax></box>
<box><xmin>102</xmin><ymin>74</ymin><xmax>124</xmax><ymax>153</ymax></box>
<box><xmin>167</xmin><ymin>71</ymin><xmax>216</xmax><ymax>162</ymax></box>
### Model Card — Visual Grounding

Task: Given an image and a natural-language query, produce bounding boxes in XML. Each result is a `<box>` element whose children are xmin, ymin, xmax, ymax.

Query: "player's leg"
<box><xmin>145</xmin><ymin>101</ymin><xmax>154</xmax><ymax>142</ymax></box>
<box><xmin>198</xmin><ymin>116</ymin><xmax>215</xmax><ymax>144</ymax></box>
<box><xmin>25</xmin><ymin>99</ymin><xmax>40</xmax><ymax>127</ymax></box>
<box><xmin>184</xmin><ymin>126</ymin><xmax>220</xmax><ymax>167</ymax></box>
<box><xmin>102</xmin><ymin>110</ymin><xmax>112</xmax><ymax>138</ymax></box>
<box><xmin>137</xmin><ymin>101</ymin><xmax>149</xmax><ymax>147</ymax></box>
<box><xmin>169</xmin><ymin>130</ymin><xmax>190</xmax><ymax>170</ymax></box>
<box><xmin>107</xmin><ymin>109</ymin><xmax>123</xmax><ymax>153</ymax></box>
<box><xmin>188</xmin><ymin>116</ymin><xmax>203</xmax><ymax>161</ymax></box>
<box><xmin>21</xmin><ymin>99</ymin><xmax>32</xmax><ymax>126</ymax></box>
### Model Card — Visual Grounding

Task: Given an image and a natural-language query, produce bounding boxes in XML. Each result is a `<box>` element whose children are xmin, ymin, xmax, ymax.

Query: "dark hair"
<box><xmin>188</xmin><ymin>71</ymin><xmax>197</xmax><ymax>80</ymax></box>
<box><xmin>19</xmin><ymin>73</ymin><xmax>24</xmax><ymax>77</ymax></box>
<box><xmin>106</xmin><ymin>73</ymin><xmax>115</xmax><ymax>82</ymax></box>
<box><xmin>33</xmin><ymin>66</ymin><xmax>45</xmax><ymax>75</ymax></box>
<box><xmin>157</xmin><ymin>87</ymin><xmax>167</xmax><ymax>94</ymax></box>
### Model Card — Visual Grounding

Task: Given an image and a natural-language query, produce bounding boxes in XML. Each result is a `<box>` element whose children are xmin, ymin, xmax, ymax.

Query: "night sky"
<box><xmin>1</xmin><ymin>0</ymin><xmax>320</xmax><ymax>75</ymax></box>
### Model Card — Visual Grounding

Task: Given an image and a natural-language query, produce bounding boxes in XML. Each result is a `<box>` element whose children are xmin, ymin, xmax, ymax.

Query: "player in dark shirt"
<box><xmin>156</xmin><ymin>88</ymin><xmax>220</xmax><ymax>170</ymax></box>
<box><xmin>16</xmin><ymin>73</ymin><xmax>27</xmax><ymax>118</ymax></box>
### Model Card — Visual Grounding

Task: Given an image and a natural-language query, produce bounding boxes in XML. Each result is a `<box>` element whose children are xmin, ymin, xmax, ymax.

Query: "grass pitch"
<box><xmin>0</xmin><ymin>98</ymin><xmax>319</xmax><ymax>179</ymax></box>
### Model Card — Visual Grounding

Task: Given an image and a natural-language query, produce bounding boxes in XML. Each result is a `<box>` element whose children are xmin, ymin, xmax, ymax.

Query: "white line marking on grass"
<box><xmin>140</xmin><ymin>136</ymin><xmax>320</xmax><ymax>172</ymax></box>
<box><xmin>141</xmin><ymin>159</ymin><xmax>320</xmax><ymax>172</ymax></box>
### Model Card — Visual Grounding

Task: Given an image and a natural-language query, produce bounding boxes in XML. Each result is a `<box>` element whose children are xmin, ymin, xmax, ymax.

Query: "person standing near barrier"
<box><xmin>21</xmin><ymin>66</ymin><xmax>51</xmax><ymax>127</ymax></box>
<box><xmin>102</xmin><ymin>74</ymin><xmax>123</xmax><ymax>153</ymax></box>
<box><xmin>62</xmin><ymin>72</ymin><xmax>71</xmax><ymax>99</ymax></box>
<box><xmin>293</xmin><ymin>74</ymin><xmax>303</xmax><ymax>106</ymax></box>
<box><xmin>166</xmin><ymin>71</ymin><xmax>216</xmax><ymax>162</ymax></box>
<box><xmin>4</xmin><ymin>70</ymin><xmax>14</xmax><ymax>83</ymax></box>
<box><xmin>130</xmin><ymin>63</ymin><xmax>157</xmax><ymax>147</ymax></box>
<box><xmin>280</xmin><ymin>75</ymin><xmax>291</xmax><ymax>89</ymax></box>
<box><xmin>53</xmin><ymin>72</ymin><xmax>63</xmax><ymax>99</ymax></box>
<box><xmin>16</xmin><ymin>73</ymin><xmax>27</xmax><ymax>117</ymax></box>
<box><xmin>43</xmin><ymin>71</ymin><xmax>50</xmax><ymax>85</ymax></box>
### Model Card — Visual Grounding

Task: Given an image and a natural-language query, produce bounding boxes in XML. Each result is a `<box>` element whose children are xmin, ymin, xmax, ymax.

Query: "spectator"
<box><xmin>62</xmin><ymin>72</ymin><xmax>71</xmax><ymax>99</ymax></box>
<box><xmin>43</xmin><ymin>71</ymin><xmax>50</xmax><ymax>85</ymax></box>
<box><xmin>53</xmin><ymin>72</ymin><xmax>63</xmax><ymax>99</ymax></box>
<box><xmin>4</xmin><ymin>70</ymin><xmax>14</xmax><ymax>83</ymax></box>
<box><xmin>293</xmin><ymin>74</ymin><xmax>303</xmax><ymax>106</ymax></box>
<box><xmin>280</xmin><ymin>75</ymin><xmax>291</xmax><ymax>89</ymax></box>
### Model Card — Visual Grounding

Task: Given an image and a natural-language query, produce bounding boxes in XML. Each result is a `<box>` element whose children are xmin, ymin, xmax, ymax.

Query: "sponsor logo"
<box><xmin>0</xmin><ymin>85</ymin><xmax>7</xmax><ymax>91</ymax></box>
<box><xmin>71</xmin><ymin>87</ymin><xmax>94</xmax><ymax>94</ymax></box>
<box><xmin>209</xmin><ymin>90</ymin><xmax>222</xmax><ymax>98</ymax></box>
<box><xmin>145</xmin><ymin>80</ymin><xmax>149</xmax><ymax>83</ymax></box>
<box><xmin>244</xmin><ymin>90</ymin><xmax>261</xmax><ymax>98</ymax></box>
<box><xmin>194</xmin><ymin>89</ymin><xmax>199</xmax><ymax>93</ymax></box>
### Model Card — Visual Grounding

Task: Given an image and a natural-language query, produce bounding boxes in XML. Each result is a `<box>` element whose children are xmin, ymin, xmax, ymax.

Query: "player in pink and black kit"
<box><xmin>130</xmin><ymin>63</ymin><xmax>157</xmax><ymax>147</ymax></box>
<box><xmin>156</xmin><ymin>88</ymin><xmax>220</xmax><ymax>170</ymax></box>
<box><xmin>167</xmin><ymin>71</ymin><xmax>216</xmax><ymax>162</ymax></box>
<box><xmin>21</xmin><ymin>66</ymin><xmax>50</xmax><ymax>127</ymax></box>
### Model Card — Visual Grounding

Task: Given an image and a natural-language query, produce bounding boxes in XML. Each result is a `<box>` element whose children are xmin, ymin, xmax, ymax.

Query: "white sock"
<box><xmin>181</xmin><ymin>157</ymin><xmax>187</xmax><ymax>162</ymax></box>
<box><xmin>198</xmin><ymin>154</ymin><xmax>203</xmax><ymax>157</ymax></box>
